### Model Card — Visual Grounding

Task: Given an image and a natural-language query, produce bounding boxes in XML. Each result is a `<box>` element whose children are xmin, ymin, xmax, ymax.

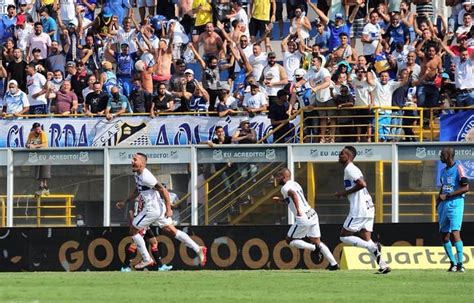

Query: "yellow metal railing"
<box><xmin>0</xmin><ymin>197</ymin><xmax>5</xmax><ymax>227</ymax></box>
<box><xmin>0</xmin><ymin>195</ymin><xmax>75</xmax><ymax>227</ymax></box>
<box><xmin>382</xmin><ymin>191</ymin><xmax>439</xmax><ymax>222</ymax></box>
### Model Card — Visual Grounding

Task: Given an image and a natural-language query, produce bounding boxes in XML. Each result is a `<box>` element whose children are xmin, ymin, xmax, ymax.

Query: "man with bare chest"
<box><xmin>416</xmin><ymin>44</ymin><xmax>442</xmax><ymax>107</ymax></box>
<box><xmin>152</xmin><ymin>38</ymin><xmax>173</xmax><ymax>87</ymax></box>
<box><xmin>198</xmin><ymin>22</ymin><xmax>225</xmax><ymax>59</ymax></box>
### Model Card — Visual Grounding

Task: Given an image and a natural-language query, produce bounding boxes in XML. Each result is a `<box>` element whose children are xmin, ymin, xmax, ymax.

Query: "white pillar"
<box><xmin>287</xmin><ymin>145</ymin><xmax>295</xmax><ymax>225</ymax></box>
<box><xmin>391</xmin><ymin>144</ymin><xmax>399</xmax><ymax>223</ymax></box>
<box><xmin>103</xmin><ymin>148</ymin><xmax>110</xmax><ymax>226</ymax></box>
<box><xmin>191</xmin><ymin>146</ymin><xmax>198</xmax><ymax>225</ymax></box>
<box><xmin>6</xmin><ymin>149</ymin><xmax>13</xmax><ymax>227</ymax></box>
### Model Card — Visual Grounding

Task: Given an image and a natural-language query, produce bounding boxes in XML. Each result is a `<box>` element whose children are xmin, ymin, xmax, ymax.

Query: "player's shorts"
<box><xmin>343</xmin><ymin>216</ymin><xmax>374</xmax><ymax>233</ymax></box>
<box><xmin>438</xmin><ymin>198</ymin><xmax>464</xmax><ymax>233</ymax></box>
<box><xmin>132</xmin><ymin>209</ymin><xmax>173</xmax><ymax>229</ymax></box>
<box><xmin>287</xmin><ymin>213</ymin><xmax>321</xmax><ymax>239</ymax></box>
<box><xmin>137</xmin><ymin>0</ymin><xmax>156</xmax><ymax>7</ymax></box>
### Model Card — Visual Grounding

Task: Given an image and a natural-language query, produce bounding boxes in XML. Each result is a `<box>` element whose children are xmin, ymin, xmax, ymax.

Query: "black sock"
<box><xmin>151</xmin><ymin>246</ymin><xmax>163</xmax><ymax>267</ymax></box>
<box><xmin>124</xmin><ymin>244</ymin><xmax>137</xmax><ymax>267</ymax></box>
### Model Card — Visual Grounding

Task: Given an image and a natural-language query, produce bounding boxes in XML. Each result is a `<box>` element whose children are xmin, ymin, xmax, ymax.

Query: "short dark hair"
<box><xmin>32</xmin><ymin>48</ymin><xmax>41</xmax><ymax>54</ymax></box>
<box><xmin>339</xmin><ymin>32</ymin><xmax>348</xmax><ymax>38</ymax></box>
<box><xmin>215</xmin><ymin>125</ymin><xmax>224</xmax><ymax>132</ymax></box>
<box><xmin>26</xmin><ymin>62</ymin><xmax>36</xmax><ymax>69</ymax></box>
<box><xmin>345</xmin><ymin>146</ymin><xmax>357</xmax><ymax>159</ymax></box>
<box><xmin>136</xmin><ymin>152</ymin><xmax>148</xmax><ymax>161</ymax></box>
<box><xmin>459</xmin><ymin>46</ymin><xmax>468</xmax><ymax>53</ymax></box>
<box><xmin>34</xmin><ymin>21</ymin><xmax>42</xmax><ymax>27</ymax></box>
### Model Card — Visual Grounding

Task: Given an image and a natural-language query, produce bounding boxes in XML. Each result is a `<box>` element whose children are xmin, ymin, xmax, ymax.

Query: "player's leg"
<box><xmin>161</xmin><ymin>220</ymin><xmax>207</xmax><ymax>267</ymax></box>
<box><xmin>131</xmin><ymin>212</ymin><xmax>155</xmax><ymax>268</ymax></box>
<box><xmin>359</xmin><ymin>228</ymin><xmax>390</xmax><ymax>273</ymax></box>
<box><xmin>286</xmin><ymin>224</ymin><xmax>315</xmax><ymax>250</ymax></box>
<box><xmin>439</xmin><ymin>203</ymin><xmax>457</xmax><ymax>271</ymax></box>
<box><xmin>144</xmin><ymin>228</ymin><xmax>163</xmax><ymax>269</ymax></box>
<box><xmin>339</xmin><ymin>217</ymin><xmax>377</xmax><ymax>251</ymax></box>
<box><xmin>450</xmin><ymin>202</ymin><xmax>465</xmax><ymax>272</ymax></box>
<box><xmin>307</xmin><ymin>223</ymin><xmax>339</xmax><ymax>269</ymax></box>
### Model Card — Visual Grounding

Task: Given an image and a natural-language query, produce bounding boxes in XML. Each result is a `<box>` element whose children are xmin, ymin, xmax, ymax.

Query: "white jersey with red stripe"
<box><xmin>134</xmin><ymin>168</ymin><xmax>164</xmax><ymax>215</ymax></box>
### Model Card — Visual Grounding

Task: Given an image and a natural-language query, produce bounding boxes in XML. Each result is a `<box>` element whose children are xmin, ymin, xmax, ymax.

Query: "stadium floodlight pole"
<box><xmin>391</xmin><ymin>144</ymin><xmax>399</xmax><ymax>223</ymax></box>
<box><xmin>103</xmin><ymin>148</ymin><xmax>111</xmax><ymax>226</ymax></box>
<box><xmin>191</xmin><ymin>146</ymin><xmax>198</xmax><ymax>225</ymax></box>
<box><xmin>287</xmin><ymin>144</ymin><xmax>295</xmax><ymax>225</ymax></box>
<box><xmin>6</xmin><ymin>149</ymin><xmax>13</xmax><ymax>227</ymax></box>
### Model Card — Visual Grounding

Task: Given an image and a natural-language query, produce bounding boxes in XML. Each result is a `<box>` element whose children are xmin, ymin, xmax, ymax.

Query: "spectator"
<box><xmin>313</xmin><ymin>22</ymin><xmax>330</xmax><ymax>53</ymax></box>
<box><xmin>242</xmin><ymin>83</ymin><xmax>267</xmax><ymax>116</ymax></box>
<box><xmin>248</xmin><ymin>0</ymin><xmax>276</xmax><ymax>42</ymax></box>
<box><xmin>105</xmin><ymin>86</ymin><xmax>132</xmax><ymax>120</ymax></box>
<box><xmin>352</xmin><ymin>66</ymin><xmax>374</xmax><ymax>142</ymax></box>
<box><xmin>7</xmin><ymin>49</ymin><xmax>28</xmax><ymax>92</ymax></box>
<box><xmin>439</xmin><ymin>38</ymin><xmax>474</xmax><ymax>107</ymax></box>
<box><xmin>46</xmin><ymin>41</ymin><xmax>67</xmax><ymax>75</ymax></box>
<box><xmin>248</xmin><ymin>43</ymin><xmax>267</xmax><ymax>80</ymax></box>
<box><xmin>189</xmin><ymin>81</ymin><xmax>210</xmax><ymax>114</ymax></box>
<box><xmin>26</xmin><ymin>122</ymin><xmax>50</xmax><ymax>196</ymax></box>
<box><xmin>151</xmin><ymin>82</ymin><xmax>174</xmax><ymax>116</ymax></box>
<box><xmin>84</xmin><ymin>81</ymin><xmax>109</xmax><ymax>115</ymax></box>
<box><xmin>281</xmin><ymin>34</ymin><xmax>304</xmax><ymax>82</ymax></box>
<box><xmin>334</xmin><ymin>84</ymin><xmax>355</xmax><ymax>142</ymax></box>
<box><xmin>26</xmin><ymin>62</ymin><xmax>48</xmax><ymax>114</ymax></box>
<box><xmin>305</xmin><ymin>56</ymin><xmax>334</xmax><ymax>143</ymax></box>
<box><xmin>232</xmin><ymin>116</ymin><xmax>256</xmax><ymax>143</ymax></box>
<box><xmin>191</xmin><ymin>0</ymin><xmax>213</xmax><ymax>44</ymax></box>
<box><xmin>268</xmin><ymin>89</ymin><xmax>291</xmax><ymax>143</ymax></box>
<box><xmin>414</xmin><ymin>42</ymin><xmax>442</xmax><ymax>109</ymax></box>
<box><xmin>0</xmin><ymin>4</ymin><xmax>17</xmax><ymax>44</ymax></box>
<box><xmin>14</xmin><ymin>13</ymin><xmax>33</xmax><ymax>51</ymax></box>
<box><xmin>384</xmin><ymin>12</ymin><xmax>410</xmax><ymax>51</ymax></box>
<box><xmin>105</xmin><ymin>42</ymin><xmax>137</xmax><ymax>97</ymax></box>
<box><xmin>26</xmin><ymin>22</ymin><xmax>51</xmax><ymax>61</ymax></box>
<box><xmin>38</xmin><ymin>6</ymin><xmax>57</xmax><ymax>41</ymax></box>
<box><xmin>54</xmin><ymin>80</ymin><xmax>78</xmax><ymax>115</ymax></box>
<box><xmin>129</xmin><ymin>78</ymin><xmax>153</xmax><ymax>114</ymax></box>
<box><xmin>362</xmin><ymin>11</ymin><xmax>382</xmax><ymax>63</ymax></box>
<box><xmin>82</xmin><ymin>74</ymin><xmax>97</xmax><ymax>103</ymax></box>
<box><xmin>390</xmin><ymin>68</ymin><xmax>412</xmax><ymax>141</ymax></box>
<box><xmin>1</xmin><ymin>80</ymin><xmax>30</xmax><ymax>118</ymax></box>
<box><xmin>260</xmin><ymin>51</ymin><xmax>288</xmax><ymax>105</ymax></box>
<box><xmin>217</xmin><ymin>82</ymin><xmax>238</xmax><ymax>117</ymax></box>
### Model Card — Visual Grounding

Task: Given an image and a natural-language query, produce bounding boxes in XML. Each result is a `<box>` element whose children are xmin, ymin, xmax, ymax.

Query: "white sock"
<box><xmin>318</xmin><ymin>242</ymin><xmax>337</xmax><ymax>266</ymax></box>
<box><xmin>132</xmin><ymin>234</ymin><xmax>151</xmax><ymax>262</ymax></box>
<box><xmin>175</xmin><ymin>230</ymin><xmax>200</xmax><ymax>253</ymax></box>
<box><xmin>340</xmin><ymin>236</ymin><xmax>374</xmax><ymax>251</ymax></box>
<box><xmin>367</xmin><ymin>240</ymin><xmax>388</xmax><ymax>268</ymax></box>
<box><xmin>367</xmin><ymin>239</ymin><xmax>379</xmax><ymax>253</ymax></box>
<box><xmin>289</xmin><ymin>239</ymin><xmax>316</xmax><ymax>251</ymax></box>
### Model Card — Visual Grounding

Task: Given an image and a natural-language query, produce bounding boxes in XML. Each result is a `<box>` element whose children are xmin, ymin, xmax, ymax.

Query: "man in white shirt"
<box><xmin>116</xmin><ymin>153</ymin><xmax>207</xmax><ymax>269</ymax></box>
<box><xmin>336</xmin><ymin>146</ymin><xmax>391</xmax><ymax>274</ymax></box>
<box><xmin>248</xmin><ymin>43</ymin><xmax>267</xmax><ymax>79</ymax></box>
<box><xmin>25</xmin><ymin>62</ymin><xmax>48</xmax><ymax>114</ymax></box>
<box><xmin>439</xmin><ymin>39</ymin><xmax>474</xmax><ymax>107</ymax></box>
<box><xmin>352</xmin><ymin>66</ymin><xmax>374</xmax><ymax>142</ymax></box>
<box><xmin>361</xmin><ymin>11</ymin><xmax>382</xmax><ymax>62</ymax></box>
<box><xmin>281</xmin><ymin>35</ymin><xmax>303</xmax><ymax>82</ymax></box>
<box><xmin>273</xmin><ymin>167</ymin><xmax>339</xmax><ymax>270</ymax></box>
<box><xmin>367</xmin><ymin>70</ymin><xmax>406</xmax><ymax>141</ymax></box>
<box><xmin>229</xmin><ymin>0</ymin><xmax>250</xmax><ymax>38</ymax></box>
<box><xmin>456</xmin><ymin>12</ymin><xmax>472</xmax><ymax>40</ymax></box>
<box><xmin>243</xmin><ymin>83</ymin><xmax>268</xmax><ymax>115</ymax></box>
<box><xmin>260</xmin><ymin>51</ymin><xmax>288</xmax><ymax>105</ymax></box>
<box><xmin>305</xmin><ymin>56</ymin><xmax>334</xmax><ymax>143</ymax></box>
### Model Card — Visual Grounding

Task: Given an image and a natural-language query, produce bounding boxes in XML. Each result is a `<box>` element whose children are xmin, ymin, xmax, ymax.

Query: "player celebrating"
<box><xmin>273</xmin><ymin>168</ymin><xmax>339</xmax><ymax>270</ymax></box>
<box><xmin>336</xmin><ymin>146</ymin><xmax>391</xmax><ymax>274</ymax></box>
<box><xmin>117</xmin><ymin>153</ymin><xmax>207</xmax><ymax>269</ymax></box>
<box><xmin>438</xmin><ymin>147</ymin><xmax>469</xmax><ymax>272</ymax></box>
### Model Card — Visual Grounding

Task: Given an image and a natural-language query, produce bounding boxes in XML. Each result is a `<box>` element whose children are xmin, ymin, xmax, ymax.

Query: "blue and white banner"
<box><xmin>0</xmin><ymin>115</ymin><xmax>300</xmax><ymax>148</ymax></box>
<box><xmin>440</xmin><ymin>111</ymin><xmax>474</xmax><ymax>179</ymax></box>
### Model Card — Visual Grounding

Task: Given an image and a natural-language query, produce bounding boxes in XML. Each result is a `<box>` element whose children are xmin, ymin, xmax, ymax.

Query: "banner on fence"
<box><xmin>0</xmin><ymin>115</ymin><xmax>300</xmax><ymax>148</ymax></box>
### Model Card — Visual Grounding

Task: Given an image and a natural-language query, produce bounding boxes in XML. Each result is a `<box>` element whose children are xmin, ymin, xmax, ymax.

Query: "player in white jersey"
<box><xmin>116</xmin><ymin>153</ymin><xmax>207</xmax><ymax>269</ymax></box>
<box><xmin>335</xmin><ymin>146</ymin><xmax>391</xmax><ymax>274</ymax></box>
<box><xmin>273</xmin><ymin>168</ymin><xmax>339</xmax><ymax>270</ymax></box>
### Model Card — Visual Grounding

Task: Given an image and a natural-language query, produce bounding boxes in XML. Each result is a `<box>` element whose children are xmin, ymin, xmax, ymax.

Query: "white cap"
<box><xmin>294</xmin><ymin>68</ymin><xmax>306</xmax><ymax>77</ymax></box>
<box><xmin>184</xmin><ymin>69</ymin><xmax>194</xmax><ymax>75</ymax></box>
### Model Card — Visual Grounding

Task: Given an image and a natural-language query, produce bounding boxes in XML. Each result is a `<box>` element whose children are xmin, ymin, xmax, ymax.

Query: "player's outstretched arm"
<box><xmin>116</xmin><ymin>188</ymin><xmax>139</xmax><ymax>209</ymax></box>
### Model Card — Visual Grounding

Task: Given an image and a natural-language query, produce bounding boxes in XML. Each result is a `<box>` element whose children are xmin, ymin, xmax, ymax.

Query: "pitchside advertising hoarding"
<box><xmin>0</xmin><ymin>223</ymin><xmax>472</xmax><ymax>271</ymax></box>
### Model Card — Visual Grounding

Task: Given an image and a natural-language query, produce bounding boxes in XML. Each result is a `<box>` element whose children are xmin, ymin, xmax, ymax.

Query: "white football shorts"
<box><xmin>343</xmin><ymin>216</ymin><xmax>374</xmax><ymax>232</ymax></box>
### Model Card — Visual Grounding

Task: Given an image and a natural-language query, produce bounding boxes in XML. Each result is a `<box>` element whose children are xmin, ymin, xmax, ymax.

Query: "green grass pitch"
<box><xmin>1</xmin><ymin>270</ymin><xmax>473</xmax><ymax>303</ymax></box>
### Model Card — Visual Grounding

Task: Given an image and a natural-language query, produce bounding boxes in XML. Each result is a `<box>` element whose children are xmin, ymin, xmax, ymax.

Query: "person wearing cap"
<box><xmin>86</xmin><ymin>6</ymin><xmax>117</xmax><ymax>39</ymax></box>
<box><xmin>216</xmin><ymin>82</ymin><xmax>238</xmax><ymax>117</ymax></box>
<box><xmin>438</xmin><ymin>36</ymin><xmax>474</xmax><ymax>107</ymax></box>
<box><xmin>26</xmin><ymin>22</ymin><xmax>51</xmax><ymax>61</ymax></box>
<box><xmin>105</xmin><ymin>86</ymin><xmax>132</xmax><ymax>120</ymax></box>
<box><xmin>281</xmin><ymin>34</ymin><xmax>304</xmax><ymax>82</ymax></box>
<box><xmin>260</xmin><ymin>51</ymin><xmax>288</xmax><ymax>105</ymax></box>
<box><xmin>26</xmin><ymin>122</ymin><xmax>51</xmax><ymax>196</ymax></box>
<box><xmin>14</xmin><ymin>13</ymin><xmax>34</xmax><ymax>52</ymax></box>
<box><xmin>243</xmin><ymin>82</ymin><xmax>267</xmax><ymax>116</ymax></box>
<box><xmin>268</xmin><ymin>89</ymin><xmax>291</xmax><ymax>143</ymax></box>
<box><xmin>0</xmin><ymin>4</ymin><xmax>17</xmax><ymax>44</ymax></box>
<box><xmin>308</xmin><ymin>1</ymin><xmax>359</xmax><ymax>52</ymax></box>
<box><xmin>1</xmin><ymin>80</ymin><xmax>30</xmax><ymax>118</ymax></box>
<box><xmin>105</xmin><ymin>42</ymin><xmax>137</xmax><ymax>97</ymax></box>
<box><xmin>26</xmin><ymin>62</ymin><xmax>49</xmax><ymax>114</ymax></box>
<box><xmin>232</xmin><ymin>117</ymin><xmax>257</xmax><ymax>143</ymax></box>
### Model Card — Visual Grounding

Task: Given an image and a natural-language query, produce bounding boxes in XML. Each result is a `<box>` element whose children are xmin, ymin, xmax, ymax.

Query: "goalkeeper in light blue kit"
<box><xmin>438</xmin><ymin>147</ymin><xmax>470</xmax><ymax>272</ymax></box>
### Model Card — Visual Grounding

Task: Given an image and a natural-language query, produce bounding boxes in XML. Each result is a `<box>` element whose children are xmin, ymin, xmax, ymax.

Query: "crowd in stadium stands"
<box><xmin>0</xmin><ymin>0</ymin><xmax>473</xmax><ymax>142</ymax></box>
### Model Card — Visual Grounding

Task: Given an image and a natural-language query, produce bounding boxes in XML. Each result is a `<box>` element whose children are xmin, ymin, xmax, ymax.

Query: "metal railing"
<box><xmin>1</xmin><ymin>195</ymin><xmax>75</xmax><ymax>227</ymax></box>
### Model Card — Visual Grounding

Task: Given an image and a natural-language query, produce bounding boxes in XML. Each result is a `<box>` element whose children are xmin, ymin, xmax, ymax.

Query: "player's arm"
<box><xmin>336</xmin><ymin>178</ymin><xmax>366</xmax><ymax>198</ymax></box>
<box><xmin>154</xmin><ymin>182</ymin><xmax>173</xmax><ymax>217</ymax></box>
<box><xmin>116</xmin><ymin>188</ymin><xmax>139</xmax><ymax>209</ymax></box>
<box><xmin>288</xmin><ymin>189</ymin><xmax>302</xmax><ymax>217</ymax></box>
<box><xmin>439</xmin><ymin>176</ymin><xmax>470</xmax><ymax>201</ymax></box>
